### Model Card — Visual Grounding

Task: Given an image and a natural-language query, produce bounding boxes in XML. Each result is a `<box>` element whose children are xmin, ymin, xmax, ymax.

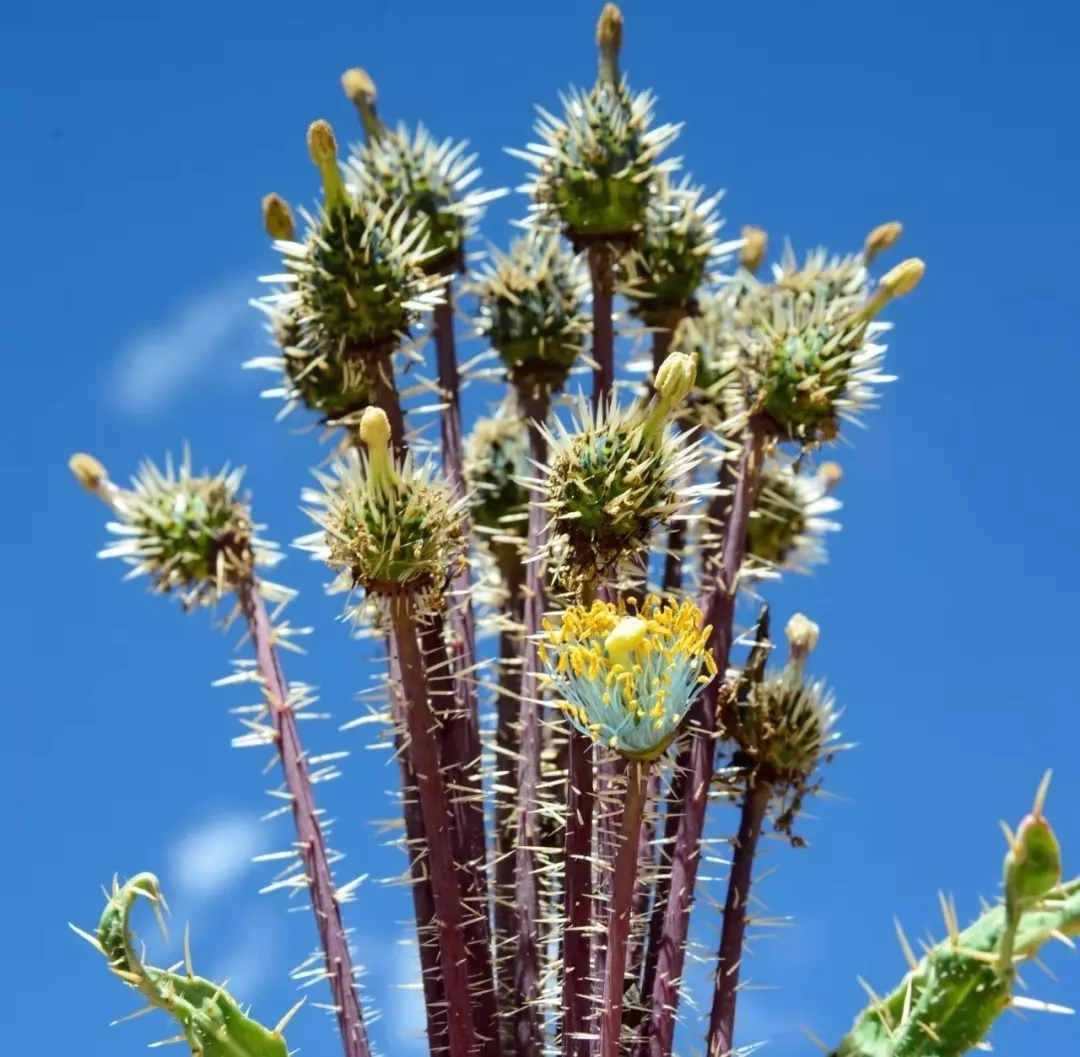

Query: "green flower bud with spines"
<box><xmin>728</xmin><ymin>240</ymin><xmax>923</xmax><ymax>446</ymax></box>
<box><xmin>746</xmin><ymin>458</ymin><xmax>842</xmax><ymax>574</ymax></box>
<box><xmin>464</xmin><ymin>400</ymin><xmax>531</xmax><ymax>540</ymax></box>
<box><xmin>71</xmin><ymin>450</ymin><xmax>286</xmax><ymax>611</ymax></box>
<box><xmin>468</xmin><ymin>229</ymin><xmax>590</xmax><ymax>396</ymax></box>
<box><xmin>535</xmin><ymin>358</ymin><xmax>713</xmax><ymax>592</ymax></box>
<box><xmin>620</xmin><ymin>174</ymin><xmax>731</xmax><ymax>323</ymax></box>
<box><xmin>76</xmin><ymin>873</ymin><xmax>294</xmax><ymax>1057</ymax></box>
<box><xmin>512</xmin><ymin>8</ymin><xmax>681</xmax><ymax>245</ymax></box>
<box><xmin>298</xmin><ymin>408</ymin><xmax>467</xmax><ymax>619</ymax></box>
<box><xmin>341</xmin><ymin>72</ymin><xmax>507</xmax><ymax>275</ymax></box>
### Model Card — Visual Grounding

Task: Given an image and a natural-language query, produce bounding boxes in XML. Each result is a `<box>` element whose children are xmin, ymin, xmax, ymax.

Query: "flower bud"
<box><xmin>1005</xmin><ymin>811</ymin><xmax>1062</xmax><ymax>905</ymax></box>
<box><xmin>69</xmin><ymin>452</ymin><xmax>109</xmax><ymax>495</ymax></box>
<box><xmin>341</xmin><ymin>68</ymin><xmax>382</xmax><ymax>143</ymax></box>
<box><xmin>740</xmin><ymin>226</ymin><xmax>768</xmax><ymax>273</ymax></box>
<box><xmin>654</xmin><ymin>351</ymin><xmax>697</xmax><ymax>407</ymax></box>
<box><xmin>879</xmin><ymin>257</ymin><xmax>925</xmax><ymax>298</ymax></box>
<box><xmin>818</xmin><ymin>461</ymin><xmax>843</xmax><ymax>490</ymax></box>
<box><xmin>597</xmin><ymin>4</ymin><xmax>623</xmax><ymax>84</ymax></box>
<box><xmin>863</xmin><ymin>221</ymin><xmax>903</xmax><ymax>264</ymax></box>
<box><xmin>307</xmin><ymin>120</ymin><xmax>347</xmax><ymax>210</ymax></box>
<box><xmin>262</xmin><ymin>193</ymin><xmax>295</xmax><ymax>241</ymax></box>
<box><xmin>785</xmin><ymin>613</ymin><xmax>820</xmax><ymax>670</ymax></box>
<box><xmin>359</xmin><ymin>405</ymin><xmax>391</xmax><ymax>451</ymax></box>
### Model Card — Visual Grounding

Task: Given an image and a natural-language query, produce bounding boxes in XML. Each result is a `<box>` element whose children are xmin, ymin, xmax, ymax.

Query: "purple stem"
<box><xmin>627</xmin><ymin>769</ymin><xmax>661</xmax><ymax>972</ymax></box>
<box><xmin>512</xmin><ymin>388</ymin><xmax>552</xmax><ymax>1057</ymax></box>
<box><xmin>389</xmin><ymin>593</ymin><xmax>477</xmax><ymax>1057</ymax></box>
<box><xmin>705</xmin><ymin>779</ymin><xmax>771</xmax><ymax>1057</ymax></box>
<box><xmin>234</xmin><ymin>578</ymin><xmax>372</xmax><ymax>1057</ymax></box>
<box><xmin>495</xmin><ymin>562</ymin><xmax>526</xmax><ymax>1028</ymax></box>
<box><xmin>600</xmin><ymin>762</ymin><xmax>649</xmax><ymax>1057</ymax></box>
<box><xmin>387</xmin><ymin>637</ymin><xmax>450</xmax><ymax>1056</ymax></box>
<box><xmin>644</xmin><ymin>417</ymin><xmax>769</xmax><ymax>1057</ymax></box>
<box><xmin>562</xmin><ymin>729</ymin><xmax>595</xmax><ymax>1057</ymax></box>
<box><xmin>589</xmin><ymin>245</ymin><xmax>616</xmax><ymax>413</ymax></box>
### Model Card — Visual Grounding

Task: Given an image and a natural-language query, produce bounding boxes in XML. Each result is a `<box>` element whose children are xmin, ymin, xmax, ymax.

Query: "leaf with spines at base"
<box><xmin>75</xmin><ymin>872</ymin><xmax>297</xmax><ymax>1057</ymax></box>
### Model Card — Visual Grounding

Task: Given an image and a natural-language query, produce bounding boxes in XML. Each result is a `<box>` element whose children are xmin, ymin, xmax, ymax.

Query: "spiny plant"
<box><xmin>70</xmin><ymin>8</ymin><xmax>1077</xmax><ymax>1057</ymax></box>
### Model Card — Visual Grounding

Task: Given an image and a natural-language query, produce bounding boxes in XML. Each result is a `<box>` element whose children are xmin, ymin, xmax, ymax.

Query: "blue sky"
<box><xmin>3</xmin><ymin>0</ymin><xmax>1079</xmax><ymax>1055</ymax></box>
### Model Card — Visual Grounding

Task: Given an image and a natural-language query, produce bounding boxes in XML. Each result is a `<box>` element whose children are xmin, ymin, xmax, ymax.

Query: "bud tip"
<box><xmin>307</xmin><ymin>119</ymin><xmax>338</xmax><ymax>167</ymax></box>
<box><xmin>864</xmin><ymin>221</ymin><xmax>903</xmax><ymax>261</ymax></box>
<box><xmin>785</xmin><ymin>613</ymin><xmax>820</xmax><ymax>656</ymax></box>
<box><xmin>261</xmin><ymin>193</ymin><xmax>295</xmax><ymax>241</ymax></box>
<box><xmin>69</xmin><ymin>452</ymin><xmax>108</xmax><ymax>494</ymax></box>
<box><xmin>654</xmin><ymin>351</ymin><xmax>697</xmax><ymax>407</ymax></box>
<box><xmin>359</xmin><ymin>406</ymin><xmax>392</xmax><ymax>451</ymax></box>
<box><xmin>597</xmin><ymin>4</ymin><xmax>623</xmax><ymax>49</ymax></box>
<box><xmin>341</xmin><ymin>68</ymin><xmax>377</xmax><ymax>107</ymax></box>
<box><xmin>879</xmin><ymin>257</ymin><xmax>925</xmax><ymax>298</ymax></box>
<box><xmin>740</xmin><ymin>226</ymin><xmax>768</xmax><ymax>273</ymax></box>
<box><xmin>818</xmin><ymin>461</ymin><xmax>843</xmax><ymax>490</ymax></box>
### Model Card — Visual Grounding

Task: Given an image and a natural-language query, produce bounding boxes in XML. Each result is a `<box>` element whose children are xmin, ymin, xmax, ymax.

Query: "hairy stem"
<box><xmin>589</xmin><ymin>244</ymin><xmax>616</xmax><ymax>413</ymax></box>
<box><xmin>562</xmin><ymin>729</ymin><xmax>596</xmax><ymax>1057</ymax></box>
<box><xmin>645</xmin><ymin>417</ymin><xmax>769</xmax><ymax>1057</ymax></box>
<box><xmin>387</xmin><ymin>637</ymin><xmax>450</xmax><ymax>1056</ymax></box>
<box><xmin>705</xmin><ymin>778</ymin><xmax>771</xmax><ymax>1057</ymax></box>
<box><xmin>601</xmin><ymin>762</ymin><xmax>650</xmax><ymax>1057</ymax></box>
<box><xmin>389</xmin><ymin>593</ymin><xmax>477</xmax><ymax>1057</ymax></box>
<box><xmin>235</xmin><ymin>577</ymin><xmax>372</xmax><ymax>1057</ymax></box>
<box><xmin>627</xmin><ymin>769</ymin><xmax>661</xmax><ymax>972</ymax></box>
<box><xmin>512</xmin><ymin>388</ymin><xmax>552</xmax><ymax>1057</ymax></box>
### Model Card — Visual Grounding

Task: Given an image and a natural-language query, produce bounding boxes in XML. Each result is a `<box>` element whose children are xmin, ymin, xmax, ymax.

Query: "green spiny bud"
<box><xmin>1005</xmin><ymin>773</ymin><xmax>1062</xmax><ymax>909</ymax></box>
<box><xmin>620</xmin><ymin>175</ymin><xmax>727</xmax><ymax>324</ymax></box>
<box><xmin>469</xmin><ymin>229</ymin><xmax>590</xmax><ymax>398</ymax></box>
<box><xmin>539</xmin><ymin>388</ymin><xmax>710</xmax><ymax>593</ymax></box>
<box><xmin>746</xmin><ymin>459</ymin><xmax>842</xmax><ymax>574</ymax></box>
<box><xmin>76</xmin><ymin>451</ymin><xmax>281</xmax><ymax>610</ymax></box>
<box><xmin>464</xmin><ymin>400</ymin><xmax>531</xmax><ymax>544</ymax></box>
<box><xmin>77</xmin><ymin>873</ymin><xmax>293</xmax><ymax>1057</ymax></box>
<box><xmin>262</xmin><ymin>193</ymin><xmax>295</xmax><ymax>240</ymax></box>
<box><xmin>299</xmin><ymin>427</ymin><xmax>467</xmax><ymax>619</ymax></box>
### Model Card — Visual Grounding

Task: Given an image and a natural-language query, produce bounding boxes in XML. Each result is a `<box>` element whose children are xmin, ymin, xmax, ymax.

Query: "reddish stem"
<box><xmin>235</xmin><ymin>578</ymin><xmax>372</xmax><ymax>1057</ymax></box>
<box><xmin>644</xmin><ymin>418</ymin><xmax>769</xmax><ymax>1057</ymax></box>
<box><xmin>389</xmin><ymin>593</ymin><xmax>477</xmax><ymax>1057</ymax></box>
<box><xmin>589</xmin><ymin>245</ymin><xmax>616</xmax><ymax>413</ymax></box>
<box><xmin>562</xmin><ymin>730</ymin><xmax>595</xmax><ymax>1057</ymax></box>
<box><xmin>511</xmin><ymin>389</ymin><xmax>551</xmax><ymax>1057</ymax></box>
<box><xmin>387</xmin><ymin>637</ymin><xmax>450</xmax><ymax>1056</ymax></box>
<box><xmin>627</xmin><ymin>770</ymin><xmax>661</xmax><ymax>972</ymax></box>
<box><xmin>600</xmin><ymin>762</ymin><xmax>650</xmax><ymax>1057</ymax></box>
<box><xmin>705</xmin><ymin>779</ymin><xmax>771</xmax><ymax>1057</ymax></box>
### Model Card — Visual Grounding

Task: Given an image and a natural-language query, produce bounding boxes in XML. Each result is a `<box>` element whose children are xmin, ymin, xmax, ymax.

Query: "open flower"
<box><xmin>539</xmin><ymin>596</ymin><xmax>716</xmax><ymax>760</ymax></box>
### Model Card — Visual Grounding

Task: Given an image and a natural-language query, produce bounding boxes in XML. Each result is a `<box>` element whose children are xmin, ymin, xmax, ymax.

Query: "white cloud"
<box><xmin>109</xmin><ymin>277</ymin><xmax>262</xmax><ymax>417</ymax></box>
<box><xmin>168</xmin><ymin>811</ymin><xmax>264</xmax><ymax>903</ymax></box>
<box><xmin>210</xmin><ymin>908</ymin><xmax>282</xmax><ymax>1006</ymax></box>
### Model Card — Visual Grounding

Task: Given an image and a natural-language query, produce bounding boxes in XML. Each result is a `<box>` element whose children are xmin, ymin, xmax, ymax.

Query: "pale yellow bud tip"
<box><xmin>359</xmin><ymin>406</ymin><xmax>392</xmax><ymax>451</ymax></box>
<box><xmin>307</xmin><ymin>120</ymin><xmax>338</xmax><ymax>166</ymax></box>
<box><xmin>740</xmin><ymin>226</ymin><xmax>768</xmax><ymax>272</ymax></box>
<box><xmin>654</xmin><ymin>351</ymin><xmax>697</xmax><ymax>406</ymax></box>
<box><xmin>879</xmin><ymin>258</ymin><xmax>925</xmax><ymax>298</ymax></box>
<box><xmin>818</xmin><ymin>461</ymin><xmax>843</xmax><ymax>490</ymax></box>
<box><xmin>864</xmin><ymin>221</ymin><xmax>903</xmax><ymax>259</ymax></box>
<box><xmin>597</xmin><ymin>4</ymin><xmax>623</xmax><ymax>48</ymax></box>
<box><xmin>69</xmin><ymin>452</ymin><xmax>109</xmax><ymax>494</ymax></box>
<box><xmin>262</xmin><ymin>193</ymin><xmax>295</xmax><ymax>241</ymax></box>
<box><xmin>341</xmin><ymin>68</ymin><xmax>377</xmax><ymax>106</ymax></box>
<box><xmin>605</xmin><ymin>616</ymin><xmax>647</xmax><ymax>670</ymax></box>
<box><xmin>785</xmin><ymin>613</ymin><xmax>820</xmax><ymax>656</ymax></box>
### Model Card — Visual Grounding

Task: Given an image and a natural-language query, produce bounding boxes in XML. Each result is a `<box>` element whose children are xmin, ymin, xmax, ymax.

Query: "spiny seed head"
<box><xmin>298</xmin><ymin>444</ymin><xmax>467</xmax><ymax>621</ymax></box>
<box><xmin>537</xmin><ymin>389</ymin><xmax>711</xmax><ymax>592</ymax></box>
<box><xmin>746</xmin><ymin>459</ymin><xmax>841</xmax><ymax>574</ymax></box>
<box><xmin>85</xmin><ymin>452</ymin><xmax>283</xmax><ymax>611</ymax></box>
<box><xmin>262</xmin><ymin>193</ymin><xmax>295</xmax><ymax>240</ymax></box>
<box><xmin>464</xmin><ymin>400</ymin><xmax>530</xmax><ymax>544</ymax></box>
<box><xmin>70</xmin><ymin>452</ymin><xmax>109</xmax><ymax>494</ymax></box>
<box><xmin>469</xmin><ymin>229</ymin><xmax>590</xmax><ymax>397</ymax></box>
<box><xmin>728</xmin><ymin>663</ymin><xmax>842</xmax><ymax>784</ymax></box>
<box><xmin>540</xmin><ymin>595</ymin><xmax>716</xmax><ymax>760</ymax></box>
<box><xmin>740</xmin><ymin>225</ymin><xmax>768</xmax><ymax>273</ymax></box>
<box><xmin>307</xmin><ymin>119</ymin><xmax>338</xmax><ymax>167</ymax></box>
<box><xmin>341</xmin><ymin>67</ymin><xmax>377</xmax><ymax>107</ymax></box>
<box><xmin>620</xmin><ymin>175</ymin><xmax>730</xmax><ymax>322</ymax></box>
<box><xmin>863</xmin><ymin>220</ymin><xmax>903</xmax><ymax>263</ymax></box>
